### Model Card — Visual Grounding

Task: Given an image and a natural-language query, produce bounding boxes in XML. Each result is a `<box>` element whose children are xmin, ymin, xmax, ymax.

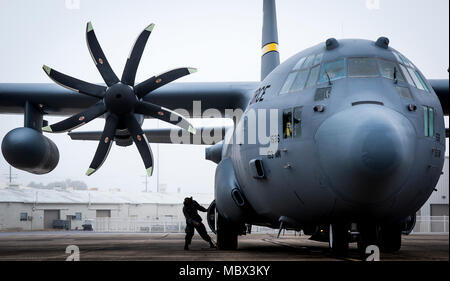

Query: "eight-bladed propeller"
<box><xmin>42</xmin><ymin>22</ymin><xmax>197</xmax><ymax>176</ymax></box>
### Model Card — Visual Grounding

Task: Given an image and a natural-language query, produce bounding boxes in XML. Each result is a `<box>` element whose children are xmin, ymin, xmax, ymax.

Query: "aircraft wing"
<box><xmin>429</xmin><ymin>79</ymin><xmax>449</xmax><ymax>115</ymax></box>
<box><xmin>68</xmin><ymin>126</ymin><xmax>230</xmax><ymax>145</ymax></box>
<box><xmin>0</xmin><ymin>82</ymin><xmax>258</xmax><ymax>117</ymax></box>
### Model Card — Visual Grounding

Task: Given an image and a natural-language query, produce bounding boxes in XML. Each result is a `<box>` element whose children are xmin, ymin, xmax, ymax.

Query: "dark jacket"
<box><xmin>183</xmin><ymin>200</ymin><xmax>207</xmax><ymax>225</ymax></box>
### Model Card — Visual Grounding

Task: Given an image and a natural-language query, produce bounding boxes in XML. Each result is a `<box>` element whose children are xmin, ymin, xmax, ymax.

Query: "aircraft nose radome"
<box><xmin>314</xmin><ymin>105</ymin><xmax>416</xmax><ymax>205</ymax></box>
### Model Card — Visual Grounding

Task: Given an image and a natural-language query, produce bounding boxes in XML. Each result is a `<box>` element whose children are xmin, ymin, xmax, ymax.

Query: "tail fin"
<box><xmin>261</xmin><ymin>0</ymin><xmax>280</xmax><ymax>80</ymax></box>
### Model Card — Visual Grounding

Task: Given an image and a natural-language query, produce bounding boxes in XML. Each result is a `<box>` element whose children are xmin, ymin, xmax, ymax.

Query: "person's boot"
<box><xmin>209</xmin><ymin>241</ymin><xmax>216</xmax><ymax>249</ymax></box>
<box><xmin>184</xmin><ymin>243</ymin><xmax>189</xmax><ymax>250</ymax></box>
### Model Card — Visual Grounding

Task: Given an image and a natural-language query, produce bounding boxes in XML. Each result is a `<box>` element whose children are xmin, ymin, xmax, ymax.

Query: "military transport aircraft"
<box><xmin>0</xmin><ymin>0</ymin><xmax>448</xmax><ymax>256</ymax></box>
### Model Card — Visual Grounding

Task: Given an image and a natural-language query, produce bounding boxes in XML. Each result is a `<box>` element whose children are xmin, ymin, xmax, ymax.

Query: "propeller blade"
<box><xmin>86</xmin><ymin>114</ymin><xmax>119</xmax><ymax>176</ymax></box>
<box><xmin>42</xmin><ymin>65</ymin><xmax>106</xmax><ymax>98</ymax></box>
<box><xmin>42</xmin><ymin>102</ymin><xmax>106</xmax><ymax>133</ymax></box>
<box><xmin>121</xmin><ymin>23</ymin><xmax>155</xmax><ymax>86</ymax></box>
<box><xmin>134</xmin><ymin>101</ymin><xmax>196</xmax><ymax>134</ymax></box>
<box><xmin>134</xmin><ymin>67</ymin><xmax>197</xmax><ymax>98</ymax></box>
<box><xmin>86</xmin><ymin>22</ymin><xmax>119</xmax><ymax>86</ymax></box>
<box><xmin>124</xmin><ymin>114</ymin><xmax>154</xmax><ymax>176</ymax></box>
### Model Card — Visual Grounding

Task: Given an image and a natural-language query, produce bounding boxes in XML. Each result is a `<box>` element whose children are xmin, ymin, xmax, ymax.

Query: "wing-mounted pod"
<box><xmin>2</xmin><ymin>127</ymin><xmax>59</xmax><ymax>174</ymax></box>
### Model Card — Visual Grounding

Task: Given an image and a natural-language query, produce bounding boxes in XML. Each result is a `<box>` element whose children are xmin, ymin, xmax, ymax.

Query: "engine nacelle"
<box><xmin>215</xmin><ymin>157</ymin><xmax>247</xmax><ymax>223</ymax></box>
<box><xmin>2</xmin><ymin>127</ymin><xmax>59</xmax><ymax>174</ymax></box>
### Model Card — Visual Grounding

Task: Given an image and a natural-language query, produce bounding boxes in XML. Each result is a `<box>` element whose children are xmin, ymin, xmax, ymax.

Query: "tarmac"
<box><xmin>0</xmin><ymin>231</ymin><xmax>447</xmax><ymax>261</ymax></box>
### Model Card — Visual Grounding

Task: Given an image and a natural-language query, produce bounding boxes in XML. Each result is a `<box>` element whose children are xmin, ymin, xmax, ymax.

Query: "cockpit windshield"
<box><xmin>348</xmin><ymin>57</ymin><xmax>379</xmax><ymax>77</ymax></box>
<box><xmin>318</xmin><ymin>59</ymin><xmax>346</xmax><ymax>84</ymax></box>
<box><xmin>279</xmin><ymin>51</ymin><xmax>430</xmax><ymax>96</ymax></box>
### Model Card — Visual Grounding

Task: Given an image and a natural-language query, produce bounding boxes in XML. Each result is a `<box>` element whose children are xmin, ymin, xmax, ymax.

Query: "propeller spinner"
<box><xmin>42</xmin><ymin>22</ymin><xmax>197</xmax><ymax>176</ymax></box>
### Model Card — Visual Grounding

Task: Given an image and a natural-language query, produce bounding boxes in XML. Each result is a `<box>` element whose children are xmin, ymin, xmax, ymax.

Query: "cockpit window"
<box><xmin>414</xmin><ymin>71</ymin><xmax>430</xmax><ymax>92</ymax></box>
<box><xmin>396</xmin><ymin>86</ymin><xmax>413</xmax><ymax>100</ymax></box>
<box><xmin>399</xmin><ymin>53</ymin><xmax>414</xmax><ymax>68</ymax></box>
<box><xmin>378</xmin><ymin>59</ymin><xmax>405</xmax><ymax>82</ymax></box>
<box><xmin>406</xmin><ymin>67</ymin><xmax>425</xmax><ymax>91</ymax></box>
<box><xmin>399</xmin><ymin>64</ymin><xmax>416</xmax><ymax>87</ymax></box>
<box><xmin>302</xmin><ymin>55</ymin><xmax>315</xmax><ymax>69</ymax></box>
<box><xmin>280</xmin><ymin>72</ymin><xmax>297</xmax><ymax>94</ymax></box>
<box><xmin>313</xmin><ymin>53</ymin><xmax>323</xmax><ymax>66</ymax></box>
<box><xmin>318</xmin><ymin>58</ymin><xmax>346</xmax><ymax>84</ymax></box>
<box><xmin>348</xmin><ymin>57</ymin><xmax>379</xmax><ymax>77</ymax></box>
<box><xmin>393</xmin><ymin>52</ymin><xmax>404</xmax><ymax>65</ymax></box>
<box><xmin>293</xmin><ymin>57</ymin><xmax>306</xmax><ymax>71</ymax></box>
<box><xmin>306</xmin><ymin>65</ymin><xmax>320</xmax><ymax>88</ymax></box>
<box><xmin>290</xmin><ymin>69</ymin><xmax>309</xmax><ymax>92</ymax></box>
<box><xmin>407</xmin><ymin>67</ymin><xmax>429</xmax><ymax>92</ymax></box>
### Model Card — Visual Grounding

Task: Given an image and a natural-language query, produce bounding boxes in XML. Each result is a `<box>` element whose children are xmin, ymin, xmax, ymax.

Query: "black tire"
<box><xmin>216</xmin><ymin>213</ymin><xmax>238</xmax><ymax>250</ymax></box>
<box><xmin>357</xmin><ymin>223</ymin><xmax>379</xmax><ymax>258</ymax></box>
<box><xmin>379</xmin><ymin>225</ymin><xmax>402</xmax><ymax>252</ymax></box>
<box><xmin>329</xmin><ymin>223</ymin><xmax>349</xmax><ymax>257</ymax></box>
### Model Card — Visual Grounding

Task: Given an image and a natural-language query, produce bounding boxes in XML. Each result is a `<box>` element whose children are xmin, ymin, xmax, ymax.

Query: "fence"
<box><xmin>412</xmin><ymin>216</ymin><xmax>448</xmax><ymax>234</ymax></box>
<box><xmin>91</xmin><ymin>218</ymin><xmax>292</xmax><ymax>234</ymax></box>
<box><xmin>90</xmin><ymin>216</ymin><xmax>449</xmax><ymax>234</ymax></box>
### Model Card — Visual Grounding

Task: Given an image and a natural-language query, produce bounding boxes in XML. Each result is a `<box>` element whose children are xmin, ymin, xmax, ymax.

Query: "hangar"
<box><xmin>0</xmin><ymin>186</ymin><xmax>212</xmax><ymax>232</ymax></box>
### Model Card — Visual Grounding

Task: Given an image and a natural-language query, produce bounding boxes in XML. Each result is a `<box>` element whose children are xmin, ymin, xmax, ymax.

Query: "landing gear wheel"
<box><xmin>329</xmin><ymin>223</ymin><xmax>349</xmax><ymax>257</ymax></box>
<box><xmin>379</xmin><ymin>225</ymin><xmax>402</xmax><ymax>252</ymax></box>
<box><xmin>216</xmin><ymin>213</ymin><xmax>238</xmax><ymax>250</ymax></box>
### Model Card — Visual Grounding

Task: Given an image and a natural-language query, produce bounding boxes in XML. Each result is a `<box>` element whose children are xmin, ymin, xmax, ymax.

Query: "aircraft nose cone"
<box><xmin>314</xmin><ymin>105</ymin><xmax>416</xmax><ymax>205</ymax></box>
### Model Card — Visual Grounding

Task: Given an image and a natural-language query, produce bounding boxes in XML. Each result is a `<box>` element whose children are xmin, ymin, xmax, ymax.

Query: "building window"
<box><xmin>423</xmin><ymin>106</ymin><xmax>435</xmax><ymax>137</ymax></box>
<box><xmin>74</xmin><ymin>212</ymin><xmax>82</xmax><ymax>220</ymax></box>
<box><xmin>348</xmin><ymin>57</ymin><xmax>379</xmax><ymax>77</ymax></box>
<box><xmin>20</xmin><ymin>212</ymin><xmax>28</xmax><ymax>221</ymax></box>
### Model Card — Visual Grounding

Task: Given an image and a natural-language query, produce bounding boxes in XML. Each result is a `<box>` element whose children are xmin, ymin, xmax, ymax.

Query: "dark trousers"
<box><xmin>185</xmin><ymin>222</ymin><xmax>212</xmax><ymax>245</ymax></box>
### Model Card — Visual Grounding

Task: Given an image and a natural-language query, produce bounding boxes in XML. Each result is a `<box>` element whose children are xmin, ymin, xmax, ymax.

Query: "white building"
<box><xmin>0</xmin><ymin>187</ymin><xmax>212</xmax><ymax>231</ymax></box>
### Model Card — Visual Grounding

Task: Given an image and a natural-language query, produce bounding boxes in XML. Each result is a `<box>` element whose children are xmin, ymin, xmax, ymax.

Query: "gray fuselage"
<box><xmin>228</xmin><ymin>39</ymin><xmax>445</xmax><ymax>226</ymax></box>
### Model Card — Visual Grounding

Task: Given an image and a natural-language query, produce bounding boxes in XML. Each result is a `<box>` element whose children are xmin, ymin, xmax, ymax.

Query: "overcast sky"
<box><xmin>0</xmin><ymin>0</ymin><xmax>448</xmax><ymax>193</ymax></box>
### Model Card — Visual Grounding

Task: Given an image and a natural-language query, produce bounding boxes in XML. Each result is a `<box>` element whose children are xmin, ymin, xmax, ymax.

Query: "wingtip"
<box><xmin>145</xmin><ymin>23</ymin><xmax>155</xmax><ymax>32</ymax></box>
<box><xmin>86</xmin><ymin>168</ymin><xmax>96</xmax><ymax>176</ymax></box>
<box><xmin>188</xmin><ymin>68</ymin><xmax>198</xmax><ymax>74</ymax></box>
<box><xmin>42</xmin><ymin>125</ymin><xmax>52</xmax><ymax>133</ymax></box>
<box><xmin>146</xmin><ymin>167</ymin><xmax>153</xmax><ymax>177</ymax></box>
<box><xmin>42</xmin><ymin>65</ymin><xmax>51</xmax><ymax>75</ymax></box>
<box><xmin>86</xmin><ymin>21</ymin><xmax>93</xmax><ymax>32</ymax></box>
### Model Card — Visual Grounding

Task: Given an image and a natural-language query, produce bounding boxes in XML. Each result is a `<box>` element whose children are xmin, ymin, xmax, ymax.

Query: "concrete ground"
<box><xmin>0</xmin><ymin>232</ymin><xmax>447</xmax><ymax>261</ymax></box>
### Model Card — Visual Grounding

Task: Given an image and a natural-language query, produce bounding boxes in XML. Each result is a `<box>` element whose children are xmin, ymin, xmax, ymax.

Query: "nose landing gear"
<box><xmin>327</xmin><ymin>222</ymin><xmax>403</xmax><ymax>258</ymax></box>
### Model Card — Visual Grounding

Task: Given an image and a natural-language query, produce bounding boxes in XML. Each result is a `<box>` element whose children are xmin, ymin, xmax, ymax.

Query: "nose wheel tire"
<box><xmin>216</xmin><ymin>213</ymin><xmax>238</xmax><ymax>250</ymax></box>
<box><xmin>329</xmin><ymin>223</ymin><xmax>349</xmax><ymax>257</ymax></box>
<box><xmin>379</xmin><ymin>225</ymin><xmax>402</xmax><ymax>252</ymax></box>
<box><xmin>357</xmin><ymin>223</ymin><xmax>380</xmax><ymax>258</ymax></box>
